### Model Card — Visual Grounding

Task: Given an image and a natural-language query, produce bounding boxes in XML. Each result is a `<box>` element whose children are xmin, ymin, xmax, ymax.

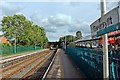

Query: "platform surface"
<box><xmin>47</xmin><ymin>49</ymin><xmax>87</xmax><ymax>79</ymax></box>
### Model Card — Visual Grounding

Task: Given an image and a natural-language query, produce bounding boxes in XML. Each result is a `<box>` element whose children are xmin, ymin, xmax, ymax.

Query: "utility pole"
<box><xmin>14</xmin><ymin>28</ymin><xmax>17</xmax><ymax>54</ymax></box>
<box><xmin>65</xmin><ymin>36</ymin><xmax>66</xmax><ymax>50</ymax></box>
<box><xmin>14</xmin><ymin>35</ymin><xmax>16</xmax><ymax>54</ymax></box>
<box><xmin>101</xmin><ymin>0</ymin><xmax>109</xmax><ymax>79</ymax></box>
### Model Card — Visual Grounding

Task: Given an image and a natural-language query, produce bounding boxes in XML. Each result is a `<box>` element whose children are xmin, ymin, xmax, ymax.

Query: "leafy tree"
<box><xmin>1</xmin><ymin>14</ymin><xmax>48</xmax><ymax>46</ymax></box>
<box><xmin>76</xmin><ymin>31</ymin><xmax>82</xmax><ymax>40</ymax></box>
<box><xmin>59</xmin><ymin>35</ymin><xmax>75</xmax><ymax>45</ymax></box>
<box><xmin>18</xmin><ymin>20</ymin><xmax>33</xmax><ymax>45</ymax></box>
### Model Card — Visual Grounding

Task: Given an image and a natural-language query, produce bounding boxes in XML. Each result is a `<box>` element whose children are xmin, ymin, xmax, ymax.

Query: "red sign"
<box><xmin>99</xmin><ymin>38</ymin><xmax>115</xmax><ymax>44</ymax></box>
<box><xmin>118</xmin><ymin>37</ymin><xmax>120</xmax><ymax>43</ymax></box>
<box><xmin>99</xmin><ymin>30</ymin><xmax>120</xmax><ymax>44</ymax></box>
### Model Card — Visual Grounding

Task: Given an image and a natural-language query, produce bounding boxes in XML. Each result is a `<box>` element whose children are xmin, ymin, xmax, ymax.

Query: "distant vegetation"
<box><xmin>0</xmin><ymin>14</ymin><xmax>48</xmax><ymax>46</ymax></box>
<box><xmin>75</xmin><ymin>31</ymin><xmax>82</xmax><ymax>40</ymax></box>
<box><xmin>59</xmin><ymin>31</ymin><xmax>82</xmax><ymax>45</ymax></box>
<box><xmin>59</xmin><ymin>35</ymin><xmax>75</xmax><ymax>45</ymax></box>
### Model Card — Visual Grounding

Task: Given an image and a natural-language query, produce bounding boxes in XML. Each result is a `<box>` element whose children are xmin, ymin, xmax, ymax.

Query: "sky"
<box><xmin>0</xmin><ymin>0</ymin><xmax>118</xmax><ymax>41</ymax></box>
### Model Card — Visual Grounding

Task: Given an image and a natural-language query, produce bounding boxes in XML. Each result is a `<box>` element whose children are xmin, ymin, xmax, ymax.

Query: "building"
<box><xmin>0</xmin><ymin>35</ymin><xmax>9</xmax><ymax>44</ymax></box>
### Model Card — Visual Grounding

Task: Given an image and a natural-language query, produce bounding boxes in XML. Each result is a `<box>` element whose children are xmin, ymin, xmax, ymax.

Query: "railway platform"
<box><xmin>1</xmin><ymin>48</ymin><xmax>119</xmax><ymax>80</ymax></box>
<box><xmin>46</xmin><ymin>49</ymin><xmax>87</xmax><ymax>79</ymax></box>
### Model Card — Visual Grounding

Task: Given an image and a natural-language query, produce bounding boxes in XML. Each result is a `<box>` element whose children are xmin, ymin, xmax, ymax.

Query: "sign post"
<box><xmin>101</xmin><ymin>0</ymin><xmax>109</xmax><ymax>79</ymax></box>
<box><xmin>90</xmin><ymin>1</ymin><xmax>120</xmax><ymax>79</ymax></box>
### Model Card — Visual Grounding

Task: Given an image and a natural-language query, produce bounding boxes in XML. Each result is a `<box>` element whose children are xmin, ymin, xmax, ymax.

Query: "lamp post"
<box><xmin>101</xmin><ymin>0</ymin><xmax>109</xmax><ymax>79</ymax></box>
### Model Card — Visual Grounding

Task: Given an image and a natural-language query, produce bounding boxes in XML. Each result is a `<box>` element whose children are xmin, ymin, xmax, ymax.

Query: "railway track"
<box><xmin>1</xmin><ymin>49</ymin><xmax>47</xmax><ymax>61</ymax></box>
<box><xmin>1</xmin><ymin>50</ymin><xmax>48</xmax><ymax>68</ymax></box>
<box><xmin>24</xmin><ymin>49</ymin><xmax>57</xmax><ymax>80</ymax></box>
<box><xmin>0</xmin><ymin>49</ymin><xmax>55</xmax><ymax>79</ymax></box>
<box><xmin>22</xmin><ymin>51</ymin><xmax>53</xmax><ymax>78</ymax></box>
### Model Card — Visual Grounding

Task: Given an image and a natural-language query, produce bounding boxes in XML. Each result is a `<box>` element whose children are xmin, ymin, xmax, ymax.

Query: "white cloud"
<box><xmin>30</xmin><ymin>13</ymin><xmax>91</xmax><ymax>41</ymax></box>
<box><xmin>30</xmin><ymin>13</ymin><xmax>72</xmax><ymax>33</ymax></box>
<box><xmin>0</xmin><ymin>1</ymin><xmax>24</xmax><ymax>35</ymax></box>
<box><xmin>0</xmin><ymin>1</ymin><xmax>24</xmax><ymax>16</ymax></box>
<box><xmin>30</xmin><ymin>12</ymin><xmax>43</xmax><ymax>25</ymax></box>
<box><xmin>46</xmin><ymin>32</ymin><xmax>59</xmax><ymax>41</ymax></box>
<box><xmin>48</xmin><ymin>14</ymin><xmax>72</xmax><ymax>27</ymax></box>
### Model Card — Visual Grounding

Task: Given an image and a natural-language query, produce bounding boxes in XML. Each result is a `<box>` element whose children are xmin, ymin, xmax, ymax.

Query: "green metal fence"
<box><xmin>66</xmin><ymin>46</ymin><xmax>120</xmax><ymax>80</ymax></box>
<box><xmin>1</xmin><ymin>45</ymin><xmax>42</xmax><ymax>55</ymax></box>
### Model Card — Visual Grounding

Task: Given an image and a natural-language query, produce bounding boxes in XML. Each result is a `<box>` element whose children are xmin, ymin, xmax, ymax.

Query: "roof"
<box><xmin>0</xmin><ymin>36</ymin><xmax>9</xmax><ymax>44</ymax></box>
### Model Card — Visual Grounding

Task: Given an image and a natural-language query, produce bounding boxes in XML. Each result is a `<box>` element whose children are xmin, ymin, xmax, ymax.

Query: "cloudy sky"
<box><xmin>0</xmin><ymin>0</ymin><xmax>118</xmax><ymax>41</ymax></box>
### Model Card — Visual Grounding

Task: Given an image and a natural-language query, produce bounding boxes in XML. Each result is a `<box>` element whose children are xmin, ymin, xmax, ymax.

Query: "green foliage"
<box><xmin>1</xmin><ymin>14</ymin><xmax>48</xmax><ymax>46</ymax></box>
<box><xmin>59</xmin><ymin>31</ymin><xmax>83</xmax><ymax>45</ymax></box>
<box><xmin>59</xmin><ymin>35</ymin><xmax>75</xmax><ymax>45</ymax></box>
<box><xmin>76</xmin><ymin>31</ymin><xmax>82</xmax><ymax>40</ymax></box>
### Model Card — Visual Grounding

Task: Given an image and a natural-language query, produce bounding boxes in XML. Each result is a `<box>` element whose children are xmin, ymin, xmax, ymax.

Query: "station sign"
<box><xmin>90</xmin><ymin>7</ymin><xmax>120</xmax><ymax>38</ymax></box>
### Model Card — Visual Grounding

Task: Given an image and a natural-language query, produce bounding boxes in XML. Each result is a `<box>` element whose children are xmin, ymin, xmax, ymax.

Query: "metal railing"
<box><xmin>66</xmin><ymin>46</ymin><xmax>120</xmax><ymax>80</ymax></box>
<box><xmin>1</xmin><ymin>45</ymin><xmax>42</xmax><ymax>55</ymax></box>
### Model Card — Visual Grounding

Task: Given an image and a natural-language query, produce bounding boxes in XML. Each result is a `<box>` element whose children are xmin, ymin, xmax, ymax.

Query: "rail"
<box><xmin>41</xmin><ymin>49</ymin><xmax>58</xmax><ymax>79</ymax></box>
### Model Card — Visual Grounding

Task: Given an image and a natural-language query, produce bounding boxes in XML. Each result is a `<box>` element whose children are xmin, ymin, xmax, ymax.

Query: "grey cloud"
<box><xmin>80</xmin><ymin>22</ymin><xmax>91</xmax><ymax>33</ymax></box>
<box><xmin>45</xmin><ymin>26</ymin><xmax>57</xmax><ymax>33</ymax></box>
<box><xmin>68</xmin><ymin>25</ymin><xmax>80</xmax><ymax>32</ymax></box>
<box><xmin>30</xmin><ymin>12</ymin><xmax>92</xmax><ymax>41</ymax></box>
<box><xmin>30</xmin><ymin>13</ymin><xmax>72</xmax><ymax>33</ymax></box>
<box><xmin>30</xmin><ymin>13</ymin><xmax>91</xmax><ymax>36</ymax></box>
<box><xmin>30</xmin><ymin>14</ymin><xmax>57</xmax><ymax>33</ymax></box>
<box><xmin>30</xmin><ymin>12</ymin><xmax>43</xmax><ymax>25</ymax></box>
<box><xmin>68</xmin><ymin>20</ymin><xmax>91</xmax><ymax>35</ymax></box>
<box><xmin>41</xmin><ymin>18</ymin><xmax>57</xmax><ymax>33</ymax></box>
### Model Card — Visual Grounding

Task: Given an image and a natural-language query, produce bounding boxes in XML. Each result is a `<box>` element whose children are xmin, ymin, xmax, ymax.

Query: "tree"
<box><xmin>1</xmin><ymin>14</ymin><xmax>29</xmax><ymax>45</ymax></box>
<box><xmin>59</xmin><ymin>35</ymin><xmax>75</xmax><ymax>45</ymax></box>
<box><xmin>1</xmin><ymin>14</ymin><xmax>48</xmax><ymax>46</ymax></box>
<box><xmin>76</xmin><ymin>31</ymin><xmax>82</xmax><ymax>40</ymax></box>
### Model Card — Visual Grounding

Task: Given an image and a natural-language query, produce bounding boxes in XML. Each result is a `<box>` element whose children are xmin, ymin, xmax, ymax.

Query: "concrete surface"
<box><xmin>47</xmin><ymin>49</ymin><xmax>87</xmax><ymax>79</ymax></box>
<box><xmin>60</xmin><ymin>49</ymin><xmax>87</xmax><ymax>78</ymax></box>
